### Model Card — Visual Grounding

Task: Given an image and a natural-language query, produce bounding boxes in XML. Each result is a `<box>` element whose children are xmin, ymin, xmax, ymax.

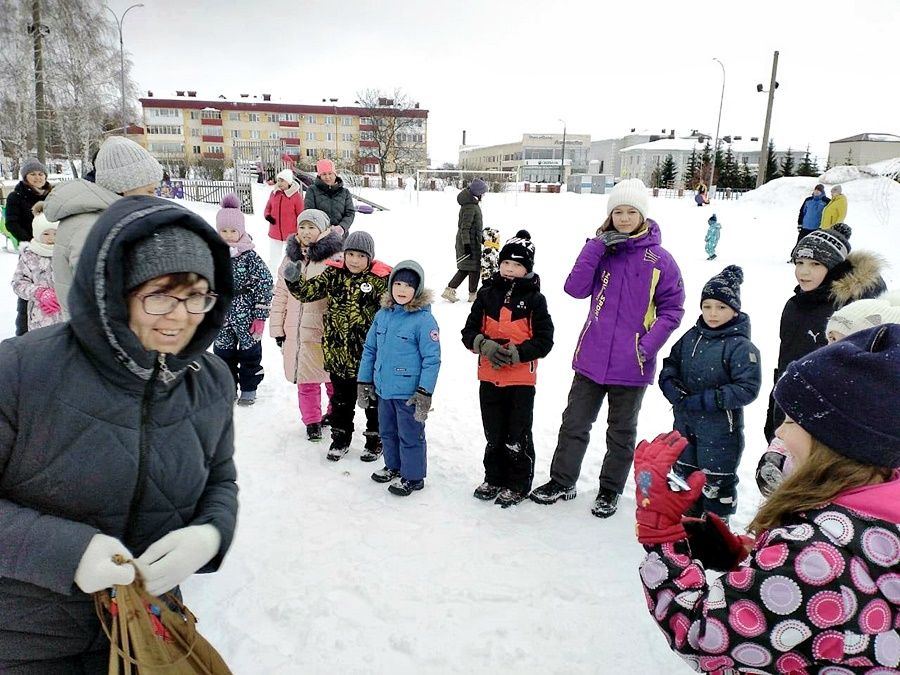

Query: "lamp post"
<box><xmin>756</xmin><ymin>50</ymin><xmax>780</xmax><ymax>187</ymax></box>
<box><xmin>324</xmin><ymin>97</ymin><xmax>339</xmax><ymax>162</ymax></box>
<box><xmin>105</xmin><ymin>3</ymin><xmax>144</xmax><ymax>134</ymax></box>
<box><xmin>558</xmin><ymin>118</ymin><xmax>567</xmax><ymax>186</ymax></box>
<box><xmin>708</xmin><ymin>58</ymin><xmax>725</xmax><ymax>194</ymax></box>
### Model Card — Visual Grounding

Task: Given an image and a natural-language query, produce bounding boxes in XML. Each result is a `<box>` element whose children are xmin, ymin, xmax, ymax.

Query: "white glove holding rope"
<box><xmin>135</xmin><ymin>524</ymin><xmax>221</xmax><ymax>596</ymax></box>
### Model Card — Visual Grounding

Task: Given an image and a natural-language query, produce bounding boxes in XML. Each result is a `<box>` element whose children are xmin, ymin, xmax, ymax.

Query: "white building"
<box><xmin>828</xmin><ymin>133</ymin><xmax>900</xmax><ymax>167</ymax></box>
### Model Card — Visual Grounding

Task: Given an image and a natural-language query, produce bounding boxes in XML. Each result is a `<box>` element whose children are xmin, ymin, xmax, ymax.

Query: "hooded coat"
<box><xmin>44</xmin><ymin>178</ymin><xmax>121</xmax><ymax>318</ymax></box>
<box><xmin>270</xmin><ymin>231</ymin><xmax>343</xmax><ymax>383</ymax></box>
<box><xmin>454</xmin><ymin>188</ymin><xmax>483</xmax><ymax>272</ymax></box>
<box><xmin>214</xmin><ymin>248</ymin><xmax>273</xmax><ymax>351</ymax></box>
<box><xmin>264</xmin><ymin>180</ymin><xmax>304</xmax><ymax>241</ymax></box>
<box><xmin>820</xmin><ymin>193</ymin><xmax>848</xmax><ymax>229</ymax></box>
<box><xmin>564</xmin><ymin>220</ymin><xmax>686</xmax><ymax>387</ymax></box>
<box><xmin>302</xmin><ymin>176</ymin><xmax>356</xmax><ymax>232</ymax></box>
<box><xmin>4</xmin><ymin>179</ymin><xmax>52</xmax><ymax>242</ymax></box>
<box><xmin>0</xmin><ymin>196</ymin><xmax>237</xmax><ymax>667</ymax></box>
<box><xmin>798</xmin><ymin>193</ymin><xmax>830</xmax><ymax>231</ymax></box>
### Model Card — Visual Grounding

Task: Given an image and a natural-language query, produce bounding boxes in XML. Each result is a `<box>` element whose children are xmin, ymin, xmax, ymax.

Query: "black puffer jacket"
<box><xmin>454</xmin><ymin>188</ymin><xmax>483</xmax><ymax>272</ymax></box>
<box><xmin>4</xmin><ymin>179</ymin><xmax>52</xmax><ymax>242</ymax></box>
<box><xmin>0</xmin><ymin>196</ymin><xmax>238</xmax><ymax>666</ymax></box>
<box><xmin>303</xmin><ymin>176</ymin><xmax>356</xmax><ymax>232</ymax></box>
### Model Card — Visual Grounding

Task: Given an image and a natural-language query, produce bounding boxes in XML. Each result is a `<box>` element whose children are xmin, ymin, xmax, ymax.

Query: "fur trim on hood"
<box><xmin>285</xmin><ymin>230</ymin><xmax>343</xmax><ymax>264</ymax></box>
<box><xmin>380</xmin><ymin>288</ymin><xmax>434</xmax><ymax>311</ymax></box>
<box><xmin>830</xmin><ymin>250</ymin><xmax>888</xmax><ymax>306</ymax></box>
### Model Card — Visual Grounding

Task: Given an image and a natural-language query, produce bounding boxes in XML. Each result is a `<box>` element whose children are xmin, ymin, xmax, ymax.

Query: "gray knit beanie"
<box><xmin>20</xmin><ymin>158</ymin><xmax>47</xmax><ymax>179</ymax></box>
<box><xmin>124</xmin><ymin>225</ymin><xmax>216</xmax><ymax>291</ymax></box>
<box><xmin>95</xmin><ymin>136</ymin><xmax>164</xmax><ymax>194</ymax></box>
<box><xmin>344</xmin><ymin>230</ymin><xmax>375</xmax><ymax>261</ymax></box>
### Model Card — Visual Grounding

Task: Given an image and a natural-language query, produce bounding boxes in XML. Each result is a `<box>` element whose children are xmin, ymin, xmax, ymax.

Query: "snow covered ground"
<box><xmin>2</xmin><ymin>176</ymin><xmax>898</xmax><ymax>673</ymax></box>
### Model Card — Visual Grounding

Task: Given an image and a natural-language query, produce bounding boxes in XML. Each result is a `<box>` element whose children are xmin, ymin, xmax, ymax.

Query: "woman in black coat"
<box><xmin>302</xmin><ymin>158</ymin><xmax>355</xmax><ymax>235</ymax></box>
<box><xmin>442</xmin><ymin>178</ymin><xmax>487</xmax><ymax>303</ymax></box>
<box><xmin>0</xmin><ymin>196</ymin><xmax>238</xmax><ymax>673</ymax></box>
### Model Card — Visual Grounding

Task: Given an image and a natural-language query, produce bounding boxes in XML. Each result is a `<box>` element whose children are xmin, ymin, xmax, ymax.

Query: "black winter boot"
<box><xmin>360</xmin><ymin>432</ymin><xmax>383</xmax><ymax>462</ymax></box>
<box><xmin>591</xmin><ymin>487</ymin><xmax>620</xmax><ymax>518</ymax></box>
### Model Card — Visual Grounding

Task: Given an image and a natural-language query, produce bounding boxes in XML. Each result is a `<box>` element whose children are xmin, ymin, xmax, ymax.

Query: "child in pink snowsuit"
<box><xmin>11</xmin><ymin>203</ymin><xmax>64</xmax><ymax>330</ymax></box>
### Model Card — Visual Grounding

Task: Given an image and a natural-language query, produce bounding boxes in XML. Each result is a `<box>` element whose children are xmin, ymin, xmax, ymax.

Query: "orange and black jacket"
<box><xmin>461</xmin><ymin>272</ymin><xmax>554</xmax><ymax>386</ymax></box>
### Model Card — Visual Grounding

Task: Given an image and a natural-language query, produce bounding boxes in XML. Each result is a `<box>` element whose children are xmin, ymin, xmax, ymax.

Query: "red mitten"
<box><xmin>35</xmin><ymin>287</ymin><xmax>61</xmax><ymax>315</ymax></box>
<box><xmin>634</xmin><ymin>431</ymin><xmax>706</xmax><ymax>544</ymax></box>
<box><xmin>250</xmin><ymin>319</ymin><xmax>266</xmax><ymax>339</ymax></box>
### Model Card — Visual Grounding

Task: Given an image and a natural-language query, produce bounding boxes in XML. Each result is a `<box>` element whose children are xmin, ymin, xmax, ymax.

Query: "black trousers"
<box><xmin>479</xmin><ymin>382</ymin><xmax>536</xmax><ymax>494</ymax></box>
<box><xmin>15</xmin><ymin>297</ymin><xmax>28</xmax><ymax>336</ymax></box>
<box><xmin>447</xmin><ymin>269</ymin><xmax>479</xmax><ymax>293</ymax></box>
<box><xmin>549</xmin><ymin>373</ymin><xmax>647</xmax><ymax>494</ymax></box>
<box><xmin>214</xmin><ymin>342</ymin><xmax>264</xmax><ymax>393</ymax></box>
<box><xmin>330</xmin><ymin>373</ymin><xmax>379</xmax><ymax>443</ymax></box>
<box><xmin>1</xmin><ymin>649</ymin><xmax>107</xmax><ymax>674</ymax></box>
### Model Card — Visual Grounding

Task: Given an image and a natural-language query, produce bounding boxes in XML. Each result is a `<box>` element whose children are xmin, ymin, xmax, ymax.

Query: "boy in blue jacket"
<box><xmin>658</xmin><ymin>265</ymin><xmax>761</xmax><ymax>520</ymax></box>
<box><xmin>358</xmin><ymin>260</ymin><xmax>441</xmax><ymax>496</ymax></box>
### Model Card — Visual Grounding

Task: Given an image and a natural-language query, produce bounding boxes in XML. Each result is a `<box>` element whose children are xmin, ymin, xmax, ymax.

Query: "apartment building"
<box><xmin>458</xmin><ymin>133</ymin><xmax>591</xmax><ymax>183</ymax></box>
<box><xmin>137</xmin><ymin>91</ymin><xmax>428</xmax><ymax>174</ymax></box>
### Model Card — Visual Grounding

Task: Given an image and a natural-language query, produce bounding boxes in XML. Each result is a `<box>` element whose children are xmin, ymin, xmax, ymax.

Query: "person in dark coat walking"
<box><xmin>658</xmin><ymin>265</ymin><xmax>761</xmax><ymax>519</ymax></box>
<box><xmin>442</xmin><ymin>178</ymin><xmax>487</xmax><ymax>303</ymax></box>
<box><xmin>0</xmin><ymin>196</ymin><xmax>238</xmax><ymax>674</ymax></box>
<box><xmin>5</xmin><ymin>158</ymin><xmax>52</xmax><ymax>336</ymax></box>
<box><xmin>302</xmin><ymin>159</ymin><xmax>355</xmax><ymax>236</ymax></box>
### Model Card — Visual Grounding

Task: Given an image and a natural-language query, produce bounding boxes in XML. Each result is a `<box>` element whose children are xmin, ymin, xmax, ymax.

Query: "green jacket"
<box><xmin>286</xmin><ymin>259</ymin><xmax>391</xmax><ymax>378</ymax></box>
<box><xmin>455</xmin><ymin>188</ymin><xmax>483</xmax><ymax>272</ymax></box>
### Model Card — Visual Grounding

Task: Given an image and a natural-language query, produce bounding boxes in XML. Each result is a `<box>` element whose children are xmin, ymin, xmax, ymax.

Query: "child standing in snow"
<box><xmin>658</xmin><ymin>265</ymin><xmax>761</xmax><ymax>520</ymax></box>
<box><xmin>213</xmin><ymin>194</ymin><xmax>274</xmax><ymax>406</ymax></box>
<box><xmin>635</xmin><ymin>324</ymin><xmax>900</xmax><ymax>673</ymax></box>
<box><xmin>270</xmin><ymin>209</ymin><xmax>342</xmax><ymax>441</ymax></box>
<box><xmin>11</xmin><ymin>202</ymin><xmax>64</xmax><ymax>330</ymax></box>
<box><xmin>704</xmin><ymin>213</ymin><xmax>720</xmax><ymax>260</ymax></box>
<box><xmin>480</xmin><ymin>226</ymin><xmax>501</xmax><ymax>280</ymax></box>
<box><xmin>264</xmin><ymin>168</ymin><xmax>304</xmax><ymax>271</ymax></box>
<box><xmin>763</xmin><ymin>223</ymin><xmax>886</xmax><ymax>441</ymax></box>
<box><xmin>358</xmin><ymin>261</ymin><xmax>441</xmax><ymax>496</ymax></box>
<box><xmin>282</xmin><ymin>231</ymin><xmax>390</xmax><ymax>461</ymax></box>
<box><xmin>531</xmin><ymin>179</ymin><xmax>685</xmax><ymax>518</ymax></box>
<box><xmin>461</xmin><ymin>231</ymin><xmax>554</xmax><ymax>507</ymax></box>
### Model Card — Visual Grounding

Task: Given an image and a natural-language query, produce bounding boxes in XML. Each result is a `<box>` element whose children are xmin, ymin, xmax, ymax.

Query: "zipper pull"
<box><xmin>157</xmin><ymin>353</ymin><xmax>176</xmax><ymax>384</ymax></box>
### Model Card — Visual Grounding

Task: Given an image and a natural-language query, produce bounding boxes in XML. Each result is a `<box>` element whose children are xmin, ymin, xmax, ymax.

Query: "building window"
<box><xmin>189</xmin><ymin>111</ymin><xmax>202</xmax><ymax>120</ymax></box>
<box><xmin>146</xmin><ymin>107</ymin><xmax>179</xmax><ymax>117</ymax></box>
<box><xmin>201</xmin><ymin>110</ymin><xmax>221</xmax><ymax>120</ymax></box>
<box><xmin>305</xmin><ymin>148</ymin><xmax>317</xmax><ymax>158</ymax></box>
<box><xmin>285</xmin><ymin>130</ymin><xmax>298</xmax><ymax>139</ymax></box>
<box><xmin>148</xmin><ymin>142</ymin><xmax>183</xmax><ymax>154</ymax></box>
<box><xmin>342</xmin><ymin>149</ymin><xmax>352</xmax><ymax>159</ymax></box>
<box><xmin>190</xmin><ymin>128</ymin><xmax>200</xmax><ymax>137</ymax></box>
<box><xmin>201</xmin><ymin>125</ymin><xmax>222</xmax><ymax>136</ymax></box>
<box><xmin>231</xmin><ymin>130</ymin><xmax>241</xmax><ymax>138</ymax></box>
<box><xmin>360</xmin><ymin>131</ymin><xmax>374</xmax><ymax>141</ymax></box>
<box><xmin>326</xmin><ymin>132</ymin><xmax>334</xmax><ymax>142</ymax></box>
<box><xmin>248</xmin><ymin>113</ymin><xmax>260</xmax><ymax>122</ymax></box>
<box><xmin>342</xmin><ymin>116</ymin><xmax>352</xmax><ymax>126</ymax></box>
<box><xmin>207</xmin><ymin>144</ymin><xmax>223</xmax><ymax>154</ymax></box>
<box><xmin>342</xmin><ymin>132</ymin><xmax>353</xmax><ymax>142</ymax></box>
<box><xmin>269</xmin><ymin>132</ymin><xmax>278</xmax><ymax>140</ymax></box>
<box><xmin>306</xmin><ymin>115</ymin><xmax>316</xmax><ymax>124</ymax></box>
<box><xmin>192</xmin><ymin>145</ymin><xmax>201</xmax><ymax>154</ymax></box>
<box><xmin>360</xmin><ymin>117</ymin><xmax>373</xmax><ymax>126</ymax></box>
<box><xmin>228</xmin><ymin>112</ymin><xmax>240</xmax><ymax>121</ymax></box>
<box><xmin>325</xmin><ymin>116</ymin><xmax>334</xmax><ymax>125</ymax></box>
<box><xmin>147</xmin><ymin>125</ymin><xmax>182</xmax><ymax>135</ymax></box>
<box><xmin>306</xmin><ymin>132</ymin><xmax>316</xmax><ymax>141</ymax></box>
<box><xmin>282</xmin><ymin>113</ymin><xmax>298</xmax><ymax>121</ymax></box>
<box><xmin>250</xmin><ymin>130</ymin><xmax>261</xmax><ymax>139</ymax></box>
<box><xmin>363</xmin><ymin>163</ymin><xmax>378</xmax><ymax>175</ymax></box>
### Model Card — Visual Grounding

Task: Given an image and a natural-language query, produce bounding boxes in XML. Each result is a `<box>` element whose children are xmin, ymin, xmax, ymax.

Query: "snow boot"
<box><xmin>327</xmin><ymin>428</ymin><xmax>351</xmax><ymax>461</ymax></box>
<box><xmin>467</xmin><ymin>292</ymin><xmax>477</xmax><ymax>302</ymax></box>
<box><xmin>360</xmin><ymin>432</ymin><xmax>383</xmax><ymax>462</ymax></box>
<box><xmin>371</xmin><ymin>467</ymin><xmax>401</xmax><ymax>483</ymax></box>
<box><xmin>495</xmin><ymin>488</ymin><xmax>527</xmax><ymax>508</ymax></box>
<box><xmin>388</xmin><ymin>478</ymin><xmax>425</xmax><ymax>496</ymax></box>
<box><xmin>707</xmin><ymin>254</ymin><xmax>717</xmax><ymax>261</ymax></box>
<box><xmin>591</xmin><ymin>487</ymin><xmax>620</xmax><ymax>518</ymax></box>
<box><xmin>306</xmin><ymin>423</ymin><xmax>322</xmax><ymax>442</ymax></box>
<box><xmin>441</xmin><ymin>287</ymin><xmax>459</xmax><ymax>303</ymax></box>
<box><xmin>529</xmin><ymin>479</ymin><xmax>576</xmax><ymax>505</ymax></box>
<box><xmin>320</xmin><ymin>413</ymin><xmax>332</xmax><ymax>427</ymax></box>
<box><xmin>473</xmin><ymin>482</ymin><xmax>502</xmax><ymax>501</ymax></box>
<box><xmin>236</xmin><ymin>390</ymin><xmax>256</xmax><ymax>407</ymax></box>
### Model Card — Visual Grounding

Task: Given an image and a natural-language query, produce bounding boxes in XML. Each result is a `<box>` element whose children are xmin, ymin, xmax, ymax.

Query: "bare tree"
<box><xmin>354</xmin><ymin>88</ymin><xmax>427</xmax><ymax>183</ymax></box>
<box><xmin>0</xmin><ymin>0</ymin><xmax>36</xmax><ymax>175</ymax></box>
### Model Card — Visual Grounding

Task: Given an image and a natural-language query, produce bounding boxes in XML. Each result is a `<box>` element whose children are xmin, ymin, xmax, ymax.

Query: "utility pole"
<box><xmin>558</xmin><ymin>119</ymin><xmax>567</xmax><ymax>186</ymax></box>
<box><xmin>30</xmin><ymin>0</ymin><xmax>49</xmax><ymax>163</ymax></box>
<box><xmin>756</xmin><ymin>50</ymin><xmax>779</xmax><ymax>187</ymax></box>
<box><xmin>709</xmin><ymin>58</ymin><xmax>725</xmax><ymax>193</ymax></box>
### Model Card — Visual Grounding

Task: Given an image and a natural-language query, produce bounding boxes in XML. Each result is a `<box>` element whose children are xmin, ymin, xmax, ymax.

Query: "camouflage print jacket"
<box><xmin>286</xmin><ymin>259</ymin><xmax>391</xmax><ymax>379</ymax></box>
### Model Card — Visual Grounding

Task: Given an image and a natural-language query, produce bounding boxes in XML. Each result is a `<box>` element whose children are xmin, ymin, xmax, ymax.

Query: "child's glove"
<box><xmin>356</xmin><ymin>383</ymin><xmax>375</xmax><ymax>409</ymax></box>
<box><xmin>473</xmin><ymin>334</ymin><xmax>505</xmax><ymax>369</ymax></box>
<box><xmin>405</xmin><ymin>388</ymin><xmax>432</xmax><ymax>423</ymax></box>
<box><xmin>683</xmin><ymin>513</ymin><xmax>754</xmax><ymax>572</ymax></box>
<box><xmin>281</xmin><ymin>261</ymin><xmax>301</xmax><ymax>283</ymax></box>
<box><xmin>275</xmin><ymin>336</ymin><xmax>285</xmax><ymax>349</ymax></box>
<box><xmin>495</xmin><ymin>344</ymin><xmax>521</xmax><ymax>366</ymax></box>
<box><xmin>660</xmin><ymin>377</ymin><xmax>689</xmax><ymax>405</ymax></box>
<box><xmin>634</xmin><ymin>431</ymin><xmax>706</xmax><ymax>544</ymax></box>
<box><xmin>596</xmin><ymin>230</ymin><xmax>629</xmax><ymax>250</ymax></box>
<box><xmin>250</xmin><ymin>319</ymin><xmax>266</xmax><ymax>339</ymax></box>
<box><xmin>35</xmin><ymin>287</ymin><xmax>61</xmax><ymax>315</ymax></box>
<box><xmin>265</xmin><ymin>215</ymin><xmax>276</xmax><ymax>224</ymax></box>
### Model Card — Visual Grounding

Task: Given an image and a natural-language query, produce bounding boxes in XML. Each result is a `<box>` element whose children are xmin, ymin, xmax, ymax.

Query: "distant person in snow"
<box><xmin>11</xmin><ymin>203</ymin><xmax>64</xmax><ymax>331</ymax></box>
<box><xmin>264</xmin><ymin>168</ymin><xmax>304</xmax><ymax>272</ymax></box>
<box><xmin>442</xmin><ymin>177</ymin><xmax>487</xmax><ymax>303</ymax></box>
<box><xmin>796</xmin><ymin>182</ymin><xmax>830</xmax><ymax>243</ymax></box>
<box><xmin>302</xmin><ymin>158</ymin><xmax>356</xmax><ymax>238</ymax></box>
<box><xmin>694</xmin><ymin>182</ymin><xmax>708</xmax><ymax>206</ymax></box>
<box><xmin>820</xmin><ymin>184</ymin><xmax>848</xmax><ymax>229</ymax></box>
<box><xmin>704</xmin><ymin>213</ymin><xmax>720</xmax><ymax>260</ymax></box>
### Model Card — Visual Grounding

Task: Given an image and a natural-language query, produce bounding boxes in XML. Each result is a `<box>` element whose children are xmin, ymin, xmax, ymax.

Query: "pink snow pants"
<box><xmin>298</xmin><ymin>382</ymin><xmax>334</xmax><ymax>424</ymax></box>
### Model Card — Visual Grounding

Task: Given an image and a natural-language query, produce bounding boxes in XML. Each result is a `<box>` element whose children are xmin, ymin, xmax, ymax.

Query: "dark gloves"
<box><xmin>405</xmin><ymin>387</ymin><xmax>432</xmax><ymax>423</ymax></box>
<box><xmin>634</xmin><ymin>431</ymin><xmax>706</xmax><ymax>544</ymax></box>
<box><xmin>660</xmin><ymin>378</ymin><xmax>689</xmax><ymax>405</ymax></box>
<box><xmin>265</xmin><ymin>215</ymin><xmax>276</xmax><ymax>224</ymax></box>
<box><xmin>597</xmin><ymin>229</ymin><xmax>629</xmax><ymax>250</ymax></box>
<box><xmin>473</xmin><ymin>334</ymin><xmax>505</xmax><ymax>369</ymax></box>
<box><xmin>500</xmin><ymin>344</ymin><xmax>520</xmax><ymax>365</ymax></box>
<box><xmin>683</xmin><ymin>513</ymin><xmax>754</xmax><ymax>572</ymax></box>
<box><xmin>681</xmin><ymin>389</ymin><xmax>720</xmax><ymax>412</ymax></box>
<box><xmin>275</xmin><ymin>336</ymin><xmax>285</xmax><ymax>349</ymax></box>
<box><xmin>357</xmin><ymin>383</ymin><xmax>376</xmax><ymax>409</ymax></box>
<box><xmin>282</xmin><ymin>261</ymin><xmax>301</xmax><ymax>283</ymax></box>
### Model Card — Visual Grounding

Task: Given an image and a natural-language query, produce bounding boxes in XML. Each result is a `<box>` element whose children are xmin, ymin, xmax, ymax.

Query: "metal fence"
<box><xmin>181</xmin><ymin>180</ymin><xmax>254</xmax><ymax>214</ymax></box>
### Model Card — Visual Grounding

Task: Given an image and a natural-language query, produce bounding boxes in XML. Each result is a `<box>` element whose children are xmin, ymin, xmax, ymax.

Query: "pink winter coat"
<box><xmin>264</xmin><ymin>181</ymin><xmax>304</xmax><ymax>241</ymax></box>
<box><xmin>11</xmin><ymin>246</ymin><xmax>65</xmax><ymax>330</ymax></box>
<box><xmin>269</xmin><ymin>231</ymin><xmax>343</xmax><ymax>383</ymax></box>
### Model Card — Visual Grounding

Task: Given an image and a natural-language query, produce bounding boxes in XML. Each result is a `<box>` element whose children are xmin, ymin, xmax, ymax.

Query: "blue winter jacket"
<box><xmin>358</xmin><ymin>280</ymin><xmax>441</xmax><ymax>399</ymax></box>
<box><xmin>658</xmin><ymin>312</ymin><xmax>761</xmax><ymax>428</ymax></box>
<box><xmin>798</xmin><ymin>194</ymin><xmax>830</xmax><ymax>231</ymax></box>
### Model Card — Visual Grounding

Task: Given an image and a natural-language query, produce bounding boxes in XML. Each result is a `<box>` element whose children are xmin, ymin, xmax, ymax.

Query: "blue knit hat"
<box><xmin>468</xmin><ymin>178</ymin><xmax>488</xmax><ymax>197</ymax></box>
<box><xmin>701</xmin><ymin>265</ymin><xmax>743</xmax><ymax>312</ymax></box>
<box><xmin>774</xmin><ymin>324</ymin><xmax>900</xmax><ymax>467</ymax></box>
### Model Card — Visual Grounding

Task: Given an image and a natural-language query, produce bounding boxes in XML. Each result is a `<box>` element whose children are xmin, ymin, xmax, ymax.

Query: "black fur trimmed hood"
<box><xmin>285</xmin><ymin>230</ymin><xmax>343</xmax><ymax>264</ymax></box>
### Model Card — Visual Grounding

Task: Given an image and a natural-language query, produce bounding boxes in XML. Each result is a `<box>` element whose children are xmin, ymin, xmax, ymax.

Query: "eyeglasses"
<box><xmin>136</xmin><ymin>293</ymin><xmax>218</xmax><ymax>315</ymax></box>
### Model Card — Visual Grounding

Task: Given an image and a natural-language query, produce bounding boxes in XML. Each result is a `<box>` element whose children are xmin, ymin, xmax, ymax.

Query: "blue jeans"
<box><xmin>378</xmin><ymin>398</ymin><xmax>427</xmax><ymax>481</ymax></box>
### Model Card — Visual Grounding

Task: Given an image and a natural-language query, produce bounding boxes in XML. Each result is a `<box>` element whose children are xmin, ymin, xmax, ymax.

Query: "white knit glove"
<box><xmin>136</xmin><ymin>524</ymin><xmax>221</xmax><ymax>596</ymax></box>
<box><xmin>74</xmin><ymin>534</ymin><xmax>136</xmax><ymax>593</ymax></box>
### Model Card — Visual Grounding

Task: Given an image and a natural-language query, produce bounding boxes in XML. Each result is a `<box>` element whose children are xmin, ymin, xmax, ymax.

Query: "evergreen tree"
<box><xmin>659</xmin><ymin>154</ymin><xmax>677</xmax><ymax>186</ymax></box>
<box><xmin>764</xmin><ymin>139</ymin><xmax>780</xmax><ymax>183</ymax></box>
<box><xmin>780</xmin><ymin>148</ymin><xmax>795</xmax><ymax>177</ymax></box>
<box><xmin>844</xmin><ymin>148</ymin><xmax>855</xmax><ymax>166</ymax></box>
<box><xmin>699</xmin><ymin>141</ymin><xmax>713</xmax><ymax>186</ymax></box>
<box><xmin>720</xmin><ymin>144</ymin><xmax>738</xmax><ymax>188</ymax></box>
<box><xmin>739</xmin><ymin>163</ymin><xmax>756</xmax><ymax>190</ymax></box>
<box><xmin>684</xmin><ymin>148</ymin><xmax>699</xmax><ymax>188</ymax></box>
<box><xmin>797</xmin><ymin>147</ymin><xmax>818</xmax><ymax>177</ymax></box>
<box><xmin>713</xmin><ymin>140</ymin><xmax>724</xmax><ymax>185</ymax></box>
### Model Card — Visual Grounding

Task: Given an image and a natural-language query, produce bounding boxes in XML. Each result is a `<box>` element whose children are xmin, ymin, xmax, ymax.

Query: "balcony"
<box><xmin>202</xmin><ymin>135</ymin><xmax>224</xmax><ymax>143</ymax></box>
<box><xmin>279</xmin><ymin>120</ymin><xmax>299</xmax><ymax>128</ymax></box>
<box><xmin>200</xmin><ymin>117</ymin><xmax>222</xmax><ymax>126</ymax></box>
<box><xmin>282</xmin><ymin>138</ymin><xmax>300</xmax><ymax>146</ymax></box>
<box><xmin>359</xmin><ymin>140</ymin><xmax>378</xmax><ymax>148</ymax></box>
<box><xmin>202</xmin><ymin>152</ymin><xmax>225</xmax><ymax>159</ymax></box>
<box><xmin>359</xmin><ymin>124</ymin><xmax>375</xmax><ymax>131</ymax></box>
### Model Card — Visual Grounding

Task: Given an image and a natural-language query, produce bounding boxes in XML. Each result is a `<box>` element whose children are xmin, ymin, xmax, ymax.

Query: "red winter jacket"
<box><xmin>264</xmin><ymin>182</ymin><xmax>304</xmax><ymax>241</ymax></box>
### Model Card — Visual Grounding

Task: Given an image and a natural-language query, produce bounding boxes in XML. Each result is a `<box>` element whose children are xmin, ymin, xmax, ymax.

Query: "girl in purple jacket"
<box><xmin>531</xmin><ymin>179</ymin><xmax>685</xmax><ymax>517</ymax></box>
<box><xmin>634</xmin><ymin>324</ymin><xmax>900</xmax><ymax>673</ymax></box>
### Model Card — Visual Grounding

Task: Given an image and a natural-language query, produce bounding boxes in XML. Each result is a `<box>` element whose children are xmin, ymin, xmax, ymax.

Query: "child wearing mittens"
<box><xmin>658</xmin><ymin>265</ymin><xmax>761</xmax><ymax>521</ymax></box>
<box><xmin>358</xmin><ymin>261</ymin><xmax>440</xmax><ymax>496</ymax></box>
<box><xmin>213</xmin><ymin>194</ymin><xmax>274</xmax><ymax>406</ymax></box>
<box><xmin>11</xmin><ymin>202</ymin><xmax>64</xmax><ymax>330</ymax></box>
<box><xmin>635</xmin><ymin>324</ymin><xmax>900</xmax><ymax>673</ymax></box>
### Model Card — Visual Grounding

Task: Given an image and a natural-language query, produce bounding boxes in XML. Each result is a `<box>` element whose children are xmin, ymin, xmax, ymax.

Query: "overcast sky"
<box><xmin>115</xmin><ymin>0</ymin><xmax>899</xmax><ymax>166</ymax></box>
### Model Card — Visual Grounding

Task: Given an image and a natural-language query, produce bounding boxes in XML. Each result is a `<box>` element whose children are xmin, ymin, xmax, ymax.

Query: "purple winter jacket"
<box><xmin>565</xmin><ymin>219</ymin><xmax>685</xmax><ymax>387</ymax></box>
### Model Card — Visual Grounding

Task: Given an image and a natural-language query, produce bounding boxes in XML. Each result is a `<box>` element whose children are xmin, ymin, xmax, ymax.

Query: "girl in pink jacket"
<box><xmin>270</xmin><ymin>209</ymin><xmax>342</xmax><ymax>441</ymax></box>
<box><xmin>11</xmin><ymin>203</ymin><xmax>64</xmax><ymax>330</ymax></box>
<box><xmin>264</xmin><ymin>169</ymin><xmax>304</xmax><ymax>271</ymax></box>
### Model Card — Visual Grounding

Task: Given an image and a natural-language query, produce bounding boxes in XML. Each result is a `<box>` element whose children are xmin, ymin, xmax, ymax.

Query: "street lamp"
<box><xmin>323</xmin><ymin>97</ymin><xmax>339</xmax><ymax>162</ymax></box>
<box><xmin>558</xmin><ymin>118</ymin><xmax>567</xmax><ymax>186</ymax></box>
<box><xmin>708</xmin><ymin>58</ymin><xmax>725</xmax><ymax>193</ymax></box>
<box><xmin>756</xmin><ymin>50</ymin><xmax>780</xmax><ymax>187</ymax></box>
<box><xmin>105</xmin><ymin>4</ymin><xmax>144</xmax><ymax>134</ymax></box>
